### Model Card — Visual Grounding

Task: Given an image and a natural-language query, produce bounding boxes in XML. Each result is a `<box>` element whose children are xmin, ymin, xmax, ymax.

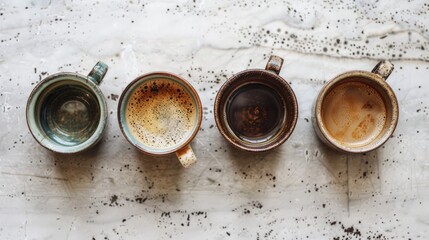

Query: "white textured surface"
<box><xmin>1</xmin><ymin>0</ymin><xmax>428</xmax><ymax>239</ymax></box>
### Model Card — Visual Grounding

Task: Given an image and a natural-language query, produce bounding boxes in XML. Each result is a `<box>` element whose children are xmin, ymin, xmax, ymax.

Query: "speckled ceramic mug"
<box><xmin>26</xmin><ymin>62</ymin><xmax>108</xmax><ymax>154</ymax></box>
<box><xmin>313</xmin><ymin>60</ymin><xmax>398</xmax><ymax>153</ymax></box>
<box><xmin>117</xmin><ymin>72</ymin><xmax>202</xmax><ymax>168</ymax></box>
<box><xmin>214</xmin><ymin>55</ymin><xmax>298</xmax><ymax>152</ymax></box>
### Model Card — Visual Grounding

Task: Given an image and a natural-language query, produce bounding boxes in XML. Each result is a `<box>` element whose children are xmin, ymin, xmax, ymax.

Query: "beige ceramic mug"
<box><xmin>118</xmin><ymin>72</ymin><xmax>202</xmax><ymax>167</ymax></box>
<box><xmin>313</xmin><ymin>60</ymin><xmax>398</xmax><ymax>153</ymax></box>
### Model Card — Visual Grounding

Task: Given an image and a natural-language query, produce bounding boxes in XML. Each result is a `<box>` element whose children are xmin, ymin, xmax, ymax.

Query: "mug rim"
<box><xmin>26</xmin><ymin>72</ymin><xmax>108</xmax><ymax>154</ymax></box>
<box><xmin>214</xmin><ymin>68</ymin><xmax>298</xmax><ymax>152</ymax></box>
<box><xmin>117</xmin><ymin>71</ymin><xmax>203</xmax><ymax>156</ymax></box>
<box><xmin>314</xmin><ymin>70</ymin><xmax>399</xmax><ymax>153</ymax></box>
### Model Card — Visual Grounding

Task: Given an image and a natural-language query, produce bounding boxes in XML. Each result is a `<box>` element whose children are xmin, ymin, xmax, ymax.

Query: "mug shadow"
<box><xmin>54</xmin><ymin>140</ymin><xmax>103</xmax><ymax>170</ymax></box>
<box><xmin>312</xmin><ymin>135</ymin><xmax>347</xmax><ymax>175</ymax></box>
<box><xmin>346</xmin><ymin>149</ymin><xmax>382</xmax><ymax>200</ymax></box>
<box><xmin>52</xmin><ymin>139</ymin><xmax>104</xmax><ymax>197</ymax></box>
<box><xmin>136</xmin><ymin>150</ymin><xmax>183</xmax><ymax>198</ymax></box>
<box><xmin>223</xmin><ymin>143</ymin><xmax>283</xmax><ymax>193</ymax></box>
<box><xmin>312</xmin><ymin>133</ymin><xmax>382</xmax><ymax>199</ymax></box>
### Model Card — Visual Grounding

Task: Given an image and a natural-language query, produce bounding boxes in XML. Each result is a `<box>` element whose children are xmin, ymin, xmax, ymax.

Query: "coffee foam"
<box><xmin>321</xmin><ymin>81</ymin><xmax>387</xmax><ymax>147</ymax></box>
<box><xmin>125</xmin><ymin>78</ymin><xmax>197</xmax><ymax>149</ymax></box>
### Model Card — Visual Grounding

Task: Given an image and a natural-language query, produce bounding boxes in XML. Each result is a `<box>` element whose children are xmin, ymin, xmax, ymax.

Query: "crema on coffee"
<box><xmin>321</xmin><ymin>81</ymin><xmax>387</xmax><ymax>147</ymax></box>
<box><xmin>125</xmin><ymin>79</ymin><xmax>197</xmax><ymax>149</ymax></box>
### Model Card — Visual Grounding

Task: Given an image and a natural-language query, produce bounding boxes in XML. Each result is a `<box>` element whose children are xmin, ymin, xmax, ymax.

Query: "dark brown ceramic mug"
<box><xmin>214</xmin><ymin>55</ymin><xmax>298</xmax><ymax>152</ymax></box>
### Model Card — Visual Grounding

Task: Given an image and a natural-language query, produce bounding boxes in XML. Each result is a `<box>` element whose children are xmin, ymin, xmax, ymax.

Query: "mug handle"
<box><xmin>371</xmin><ymin>60</ymin><xmax>394</xmax><ymax>80</ymax></box>
<box><xmin>175</xmin><ymin>144</ymin><xmax>197</xmax><ymax>168</ymax></box>
<box><xmin>88</xmin><ymin>61</ymin><xmax>109</xmax><ymax>85</ymax></box>
<box><xmin>265</xmin><ymin>55</ymin><xmax>284</xmax><ymax>75</ymax></box>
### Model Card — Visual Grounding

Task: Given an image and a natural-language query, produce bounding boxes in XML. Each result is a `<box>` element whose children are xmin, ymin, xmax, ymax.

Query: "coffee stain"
<box><xmin>110</xmin><ymin>93</ymin><xmax>119</xmax><ymax>101</ymax></box>
<box><xmin>327</xmin><ymin>220</ymin><xmax>390</xmax><ymax>240</ymax></box>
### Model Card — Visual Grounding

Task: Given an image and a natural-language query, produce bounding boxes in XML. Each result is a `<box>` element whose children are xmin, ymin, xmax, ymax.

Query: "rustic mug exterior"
<box><xmin>313</xmin><ymin>60</ymin><xmax>398</xmax><ymax>153</ymax></box>
<box><xmin>117</xmin><ymin>72</ymin><xmax>202</xmax><ymax>168</ymax></box>
<box><xmin>214</xmin><ymin>55</ymin><xmax>298</xmax><ymax>152</ymax></box>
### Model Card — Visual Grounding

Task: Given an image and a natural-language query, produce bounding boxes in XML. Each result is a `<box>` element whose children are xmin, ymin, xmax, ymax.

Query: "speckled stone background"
<box><xmin>0</xmin><ymin>0</ymin><xmax>428</xmax><ymax>239</ymax></box>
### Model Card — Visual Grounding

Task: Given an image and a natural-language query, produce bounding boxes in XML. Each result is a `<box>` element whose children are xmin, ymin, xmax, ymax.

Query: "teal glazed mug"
<box><xmin>26</xmin><ymin>62</ymin><xmax>109</xmax><ymax>153</ymax></box>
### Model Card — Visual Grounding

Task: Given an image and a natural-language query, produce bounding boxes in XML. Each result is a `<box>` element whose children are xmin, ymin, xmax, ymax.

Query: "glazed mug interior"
<box><xmin>214</xmin><ymin>55</ymin><xmax>298</xmax><ymax>152</ymax></box>
<box><xmin>26</xmin><ymin>62</ymin><xmax>108</xmax><ymax>154</ymax></box>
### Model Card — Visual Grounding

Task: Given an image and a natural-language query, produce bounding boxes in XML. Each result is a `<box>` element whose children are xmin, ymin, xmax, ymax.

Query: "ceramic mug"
<box><xmin>117</xmin><ymin>72</ymin><xmax>202</xmax><ymax>168</ymax></box>
<box><xmin>214</xmin><ymin>55</ymin><xmax>298</xmax><ymax>152</ymax></box>
<box><xmin>313</xmin><ymin>60</ymin><xmax>398</xmax><ymax>153</ymax></box>
<box><xmin>26</xmin><ymin>62</ymin><xmax>109</xmax><ymax>153</ymax></box>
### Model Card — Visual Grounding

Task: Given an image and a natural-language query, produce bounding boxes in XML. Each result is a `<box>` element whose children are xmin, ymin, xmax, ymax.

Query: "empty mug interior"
<box><xmin>316</xmin><ymin>72</ymin><xmax>398</xmax><ymax>152</ymax></box>
<box><xmin>215</xmin><ymin>70</ymin><xmax>298</xmax><ymax>151</ymax></box>
<box><xmin>118</xmin><ymin>73</ymin><xmax>202</xmax><ymax>155</ymax></box>
<box><xmin>26</xmin><ymin>74</ymin><xmax>107</xmax><ymax>153</ymax></box>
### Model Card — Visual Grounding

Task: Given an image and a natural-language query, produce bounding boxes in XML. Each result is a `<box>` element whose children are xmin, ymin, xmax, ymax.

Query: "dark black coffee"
<box><xmin>226</xmin><ymin>83</ymin><xmax>285</xmax><ymax>143</ymax></box>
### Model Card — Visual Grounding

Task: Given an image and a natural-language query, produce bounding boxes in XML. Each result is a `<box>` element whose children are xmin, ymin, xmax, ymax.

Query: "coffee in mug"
<box><xmin>118</xmin><ymin>72</ymin><xmax>202</xmax><ymax>167</ymax></box>
<box><xmin>321</xmin><ymin>81</ymin><xmax>387</xmax><ymax>147</ymax></box>
<box><xmin>214</xmin><ymin>55</ymin><xmax>298</xmax><ymax>152</ymax></box>
<box><xmin>313</xmin><ymin>60</ymin><xmax>398</xmax><ymax>153</ymax></box>
<box><xmin>226</xmin><ymin>83</ymin><xmax>285</xmax><ymax>142</ymax></box>
<box><xmin>125</xmin><ymin>78</ymin><xmax>198</xmax><ymax>149</ymax></box>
